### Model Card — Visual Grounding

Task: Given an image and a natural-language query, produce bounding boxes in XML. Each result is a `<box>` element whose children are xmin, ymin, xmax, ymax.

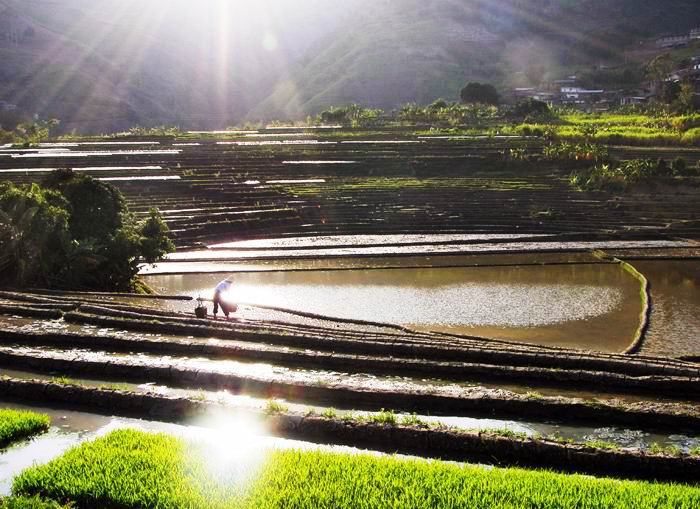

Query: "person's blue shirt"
<box><xmin>215</xmin><ymin>280</ymin><xmax>232</xmax><ymax>294</ymax></box>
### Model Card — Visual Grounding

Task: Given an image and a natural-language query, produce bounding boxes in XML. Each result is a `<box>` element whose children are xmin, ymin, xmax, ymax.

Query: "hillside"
<box><xmin>1</xmin><ymin>0</ymin><xmax>699</xmax><ymax>131</ymax></box>
<box><xmin>0</xmin><ymin>0</ymin><xmax>360</xmax><ymax>132</ymax></box>
<box><xmin>249</xmin><ymin>0</ymin><xmax>700</xmax><ymax>120</ymax></box>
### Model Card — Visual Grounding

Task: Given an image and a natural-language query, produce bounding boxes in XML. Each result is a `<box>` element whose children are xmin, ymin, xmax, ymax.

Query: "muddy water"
<box><xmin>145</xmin><ymin>263</ymin><xmax>641</xmax><ymax>352</ymax></box>
<box><xmin>634</xmin><ymin>260</ymin><xmax>700</xmax><ymax>357</ymax></box>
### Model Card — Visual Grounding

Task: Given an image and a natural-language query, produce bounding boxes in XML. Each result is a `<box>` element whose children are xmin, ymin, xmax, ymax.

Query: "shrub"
<box><xmin>513</xmin><ymin>98</ymin><xmax>551</xmax><ymax>119</ymax></box>
<box><xmin>671</xmin><ymin>157</ymin><xmax>687</xmax><ymax>176</ymax></box>
<box><xmin>543</xmin><ymin>142</ymin><xmax>608</xmax><ymax>162</ymax></box>
<box><xmin>570</xmin><ymin>159</ymin><xmax>676</xmax><ymax>191</ymax></box>
<box><xmin>460</xmin><ymin>82</ymin><xmax>500</xmax><ymax>105</ymax></box>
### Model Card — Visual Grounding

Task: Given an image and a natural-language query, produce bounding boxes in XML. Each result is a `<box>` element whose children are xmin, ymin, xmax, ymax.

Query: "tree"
<box><xmin>460</xmin><ymin>82</ymin><xmax>500</xmax><ymax>105</ymax></box>
<box><xmin>0</xmin><ymin>183</ymin><xmax>70</xmax><ymax>286</ymax></box>
<box><xmin>15</xmin><ymin>118</ymin><xmax>60</xmax><ymax>146</ymax></box>
<box><xmin>42</xmin><ymin>169</ymin><xmax>127</xmax><ymax>241</ymax></box>
<box><xmin>513</xmin><ymin>98</ymin><xmax>550</xmax><ymax>118</ymax></box>
<box><xmin>676</xmin><ymin>83</ymin><xmax>697</xmax><ymax>113</ymax></box>
<box><xmin>0</xmin><ymin>171</ymin><xmax>174</xmax><ymax>291</ymax></box>
<box><xmin>646</xmin><ymin>54</ymin><xmax>674</xmax><ymax>86</ymax></box>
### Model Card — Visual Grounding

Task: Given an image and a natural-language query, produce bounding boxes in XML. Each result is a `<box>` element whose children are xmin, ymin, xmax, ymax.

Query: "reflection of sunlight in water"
<box><xmin>188</xmin><ymin>412</ymin><xmax>269</xmax><ymax>487</ymax></box>
<box><xmin>226</xmin><ymin>283</ymin><xmax>623</xmax><ymax>327</ymax></box>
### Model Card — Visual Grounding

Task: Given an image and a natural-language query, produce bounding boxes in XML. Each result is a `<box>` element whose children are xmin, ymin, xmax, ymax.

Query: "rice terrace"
<box><xmin>1</xmin><ymin>0</ymin><xmax>700</xmax><ymax>507</ymax></box>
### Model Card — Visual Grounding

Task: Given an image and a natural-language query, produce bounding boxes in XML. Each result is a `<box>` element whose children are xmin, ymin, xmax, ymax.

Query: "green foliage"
<box><xmin>41</xmin><ymin>170</ymin><xmax>127</xmax><ymax>241</ymax></box>
<box><xmin>398</xmin><ymin>102</ymin><xmax>499</xmax><ymax>126</ymax></box>
<box><xmin>123</xmin><ymin>126</ymin><xmax>183</xmax><ymax>137</ymax></box>
<box><xmin>321</xmin><ymin>408</ymin><xmax>337</xmax><ymax>419</ymax></box>
<box><xmin>0</xmin><ymin>409</ymin><xmax>50</xmax><ymax>448</ymax></box>
<box><xmin>0</xmin><ymin>183</ymin><xmax>71</xmax><ymax>286</ymax></box>
<box><xmin>317</xmin><ymin>105</ymin><xmax>383</xmax><ymax>128</ymax></box>
<box><xmin>649</xmin><ymin>443</ymin><xmax>683</xmax><ymax>457</ymax></box>
<box><xmin>570</xmin><ymin>159</ymin><xmax>677</xmax><ymax>191</ymax></box>
<box><xmin>481</xmin><ymin>428</ymin><xmax>530</xmax><ymax>441</ymax></box>
<box><xmin>543</xmin><ymin>142</ymin><xmax>609</xmax><ymax>162</ymax></box>
<box><xmin>368</xmin><ymin>410</ymin><xmax>398</xmax><ymax>426</ymax></box>
<box><xmin>14</xmin><ymin>119</ymin><xmax>60</xmax><ymax>147</ymax></box>
<box><xmin>512</xmin><ymin>99</ymin><xmax>551</xmax><ymax>119</ymax></box>
<box><xmin>460</xmin><ymin>82</ymin><xmax>500</xmax><ymax>105</ymax></box>
<box><xmin>0</xmin><ymin>171</ymin><xmax>174</xmax><ymax>291</ymax></box>
<box><xmin>584</xmin><ymin>440</ymin><xmax>621</xmax><ymax>451</ymax></box>
<box><xmin>400</xmin><ymin>413</ymin><xmax>427</xmax><ymax>427</ymax></box>
<box><xmin>13</xmin><ymin>430</ymin><xmax>700</xmax><ymax>509</ymax></box>
<box><xmin>264</xmin><ymin>400</ymin><xmax>289</xmax><ymax>415</ymax></box>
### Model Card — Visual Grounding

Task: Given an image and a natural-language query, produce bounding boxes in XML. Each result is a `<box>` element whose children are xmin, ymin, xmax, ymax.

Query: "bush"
<box><xmin>318</xmin><ymin>104</ymin><xmax>383</xmax><ymax>127</ymax></box>
<box><xmin>0</xmin><ymin>171</ymin><xmax>174</xmax><ymax>291</ymax></box>
<box><xmin>671</xmin><ymin>157</ymin><xmax>687</xmax><ymax>176</ymax></box>
<box><xmin>14</xmin><ymin>119</ymin><xmax>60</xmax><ymax>146</ymax></box>
<box><xmin>570</xmin><ymin>159</ymin><xmax>677</xmax><ymax>191</ymax></box>
<box><xmin>513</xmin><ymin>98</ymin><xmax>551</xmax><ymax>119</ymax></box>
<box><xmin>460</xmin><ymin>82</ymin><xmax>500</xmax><ymax>105</ymax></box>
<box><xmin>543</xmin><ymin>142</ymin><xmax>608</xmax><ymax>162</ymax></box>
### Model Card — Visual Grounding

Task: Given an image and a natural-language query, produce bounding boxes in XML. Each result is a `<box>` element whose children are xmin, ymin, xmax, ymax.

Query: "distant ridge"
<box><xmin>0</xmin><ymin>0</ymin><xmax>698</xmax><ymax>131</ymax></box>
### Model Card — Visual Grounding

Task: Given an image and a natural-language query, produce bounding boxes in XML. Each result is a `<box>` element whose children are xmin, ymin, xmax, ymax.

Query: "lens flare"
<box><xmin>191</xmin><ymin>411</ymin><xmax>270</xmax><ymax>487</ymax></box>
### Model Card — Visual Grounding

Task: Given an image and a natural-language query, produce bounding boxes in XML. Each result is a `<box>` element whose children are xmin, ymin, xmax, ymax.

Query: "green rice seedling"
<box><xmin>369</xmin><ymin>410</ymin><xmax>398</xmax><ymax>426</ymax></box>
<box><xmin>481</xmin><ymin>428</ymin><xmax>529</xmax><ymax>441</ymax></box>
<box><xmin>321</xmin><ymin>408</ymin><xmax>337</xmax><ymax>419</ymax></box>
<box><xmin>340</xmin><ymin>413</ymin><xmax>355</xmax><ymax>423</ymax></box>
<box><xmin>525</xmin><ymin>391</ymin><xmax>544</xmax><ymax>399</ymax></box>
<box><xmin>264</xmin><ymin>400</ymin><xmax>288</xmax><ymax>416</ymax></box>
<box><xmin>584</xmin><ymin>440</ymin><xmax>620</xmax><ymax>451</ymax></box>
<box><xmin>689</xmin><ymin>446</ymin><xmax>700</xmax><ymax>456</ymax></box>
<box><xmin>0</xmin><ymin>496</ymin><xmax>70</xmax><ymax>508</ymax></box>
<box><xmin>98</xmin><ymin>383</ymin><xmax>132</xmax><ymax>392</ymax></box>
<box><xmin>13</xmin><ymin>430</ymin><xmax>700</xmax><ymax>509</ymax></box>
<box><xmin>400</xmin><ymin>413</ymin><xmax>427</xmax><ymax>427</ymax></box>
<box><xmin>0</xmin><ymin>409</ymin><xmax>50</xmax><ymax>448</ymax></box>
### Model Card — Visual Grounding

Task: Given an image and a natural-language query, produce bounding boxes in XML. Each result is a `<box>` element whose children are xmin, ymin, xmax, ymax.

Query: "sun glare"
<box><xmin>191</xmin><ymin>411</ymin><xmax>270</xmax><ymax>486</ymax></box>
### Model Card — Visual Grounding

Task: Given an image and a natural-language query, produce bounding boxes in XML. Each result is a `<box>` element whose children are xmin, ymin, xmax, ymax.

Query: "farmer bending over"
<box><xmin>213</xmin><ymin>278</ymin><xmax>234</xmax><ymax>319</ymax></box>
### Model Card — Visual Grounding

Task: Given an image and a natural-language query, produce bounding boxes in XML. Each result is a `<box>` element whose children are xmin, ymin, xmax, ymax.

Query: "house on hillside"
<box><xmin>560</xmin><ymin>87</ymin><xmax>605</xmax><ymax>105</ymax></box>
<box><xmin>655</xmin><ymin>34</ymin><xmax>690</xmax><ymax>49</ymax></box>
<box><xmin>691</xmin><ymin>28</ymin><xmax>700</xmax><ymax>40</ymax></box>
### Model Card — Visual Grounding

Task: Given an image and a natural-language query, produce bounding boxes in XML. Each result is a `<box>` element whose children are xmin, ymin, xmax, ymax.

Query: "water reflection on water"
<box><xmin>145</xmin><ymin>263</ymin><xmax>641</xmax><ymax>352</ymax></box>
<box><xmin>634</xmin><ymin>260</ymin><xmax>700</xmax><ymax>358</ymax></box>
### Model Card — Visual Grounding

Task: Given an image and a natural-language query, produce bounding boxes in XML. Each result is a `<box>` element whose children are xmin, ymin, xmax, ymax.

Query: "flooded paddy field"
<box><xmin>144</xmin><ymin>261</ymin><xmax>643</xmax><ymax>352</ymax></box>
<box><xmin>142</xmin><ymin>250</ymin><xmax>699</xmax><ymax>356</ymax></box>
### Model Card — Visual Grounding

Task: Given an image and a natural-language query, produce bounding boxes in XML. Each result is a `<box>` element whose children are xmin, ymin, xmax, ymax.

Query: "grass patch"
<box><xmin>0</xmin><ymin>409</ymin><xmax>50</xmax><ymax>449</ymax></box>
<box><xmin>12</xmin><ymin>429</ymin><xmax>700</xmax><ymax>508</ymax></box>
